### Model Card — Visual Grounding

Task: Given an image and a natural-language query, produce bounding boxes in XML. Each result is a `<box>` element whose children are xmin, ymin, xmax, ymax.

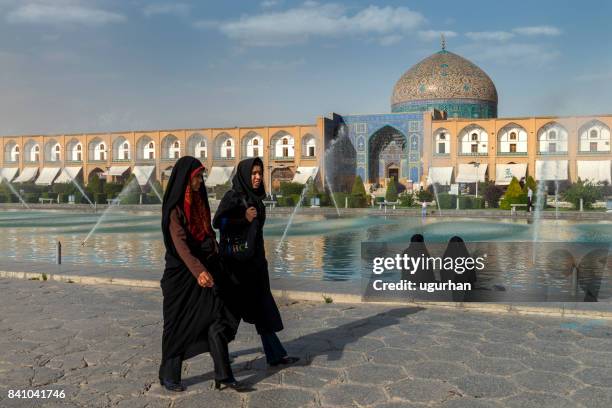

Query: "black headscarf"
<box><xmin>441</xmin><ymin>236</ymin><xmax>476</xmax><ymax>284</ymax></box>
<box><xmin>402</xmin><ymin>234</ymin><xmax>435</xmax><ymax>283</ymax></box>
<box><xmin>232</xmin><ymin>157</ymin><xmax>266</xmax><ymax>204</ymax></box>
<box><xmin>161</xmin><ymin>156</ymin><xmax>211</xmax><ymax>258</ymax></box>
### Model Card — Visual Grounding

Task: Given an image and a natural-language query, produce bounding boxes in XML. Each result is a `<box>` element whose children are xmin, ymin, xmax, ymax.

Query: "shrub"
<box><xmin>277</xmin><ymin>194</ymin><xmax>301</xmax><ymax>207</ymax></box>
<box><xmin>458</xmin><ymin>195</ymin><xmax>472</xmax><ymax>209</ymax></box>
<box><xmin>103</xmin><ymin>182</ymin><xmax>124</xmax><ymax>197</ymax></box>
<box><xmin>121</xmin><ymin>192</ymin><xmax>141</xmax><ymax>205</ymax></box>
<box><xmin>523</xmin><ymin>176</ymin><xmax>537</xmax><ymax>194</ymax></box>
<box><xmin>385</xmin><ymin>177</ymin><xmax>398</xmax><ymax>202</ymax></box>
<box><xmin>456</xmin><ymin>196</ymin><xmax>485</xmax><ymax>209</ymax></box>
<box><xmin>24</xmin><ymin>192</ymin><xmax>40</xmax><ymax>203</ymax></box>
<box><xmin>306</xmin><ymin>182</ymin><xmax>319</xmax><ymax>200</ymax></box>
<box><xmin>398</xmin><ymin>192</ymin><xmax>416</xmax><ymax>207</ymax></box>
<box><xmin>500</xmin><ymin>177</ymin><xmax>525</xmax><ymax>210</ymax></box>
<box><xmin>417</xmin><ymin>189</ymin><xmax>434</xmax><ymax>202</ymax></box>
<box><xmin>52</xmin><ymin>183</ymin><xmax>76</xmax><ymax>195</ymax></box>
<box><xmin>280</xmin><ymin>182</ymin><xmax>305</xmax><ymax>196</ymax></box>
<box><xmin>350</xmin><ymin>176</ymin><xmax>368</xmax><ymax>208</ymax></box>
<box><xmin>94</xmin><ymin>192</ymin><xmax>107</xmax><ymax>204</ymax></box>
<box><xmin>150</xmin><ymin>180</ymin><xmax>163</xmax><ymax>195</ymax></box>
<box><xmin>562</xmin><ymin>179</ymin><xmax>604</xmax><ymax>209</ymax></box>
<box><xmin>88</xmin><ymin>174</ymin><xmax>104</xmax><ymax>194</ymax></box>
<box><xmin>332</xmin><ymin>192</ymin><xmax>349</xmax><ymax>208</ymax></box>
<box><xmin>436</xmin><ymin>193</ymin><xmax>457</xmax><ymax>209</ymax></box>
<box><xmin>482</xmin><ymin>181</ymin><xmax>503</xmax><ymax>208</ymax></box>
<box><xmin>318</xmin><ymin>192</ymin><xmax>331</xmax><ymax>207</ymax></box>
<box><xmin>145</xmin><ymin>193</ymin><xmax>160</xmax><ymax>204</ymax></box>
<box><xmin>213</xmin><ymin>180</ymin><xmax>232</xmax><ymax>199</ymax></box>
<box><xmin>472</xmin><ymin>196</ymin><xmax>485</xmax><ymax>209</ymax></box>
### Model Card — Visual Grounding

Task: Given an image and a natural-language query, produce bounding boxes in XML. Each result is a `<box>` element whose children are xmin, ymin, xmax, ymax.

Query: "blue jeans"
<box><xmin>260</xmin><ymin>332</ymin><xmax>287</xmax><ymax>364</ymax></box>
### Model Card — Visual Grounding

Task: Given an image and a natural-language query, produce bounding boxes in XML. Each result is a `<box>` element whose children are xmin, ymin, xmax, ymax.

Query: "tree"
<box><xmin>88</xmin><ymin>174</ymin><xmax>104</xmax><ymax>194</ymax></box>
<box><xmin>500</xmin><ymin>177</ymin><xmax>527</xmax><ymax>210</ymax></box>
<box><xmin>482</xmin><ymin>181</ymin><xmax>503</xmax><ymax>208</ymax></box>
<box><xmin>385</xmin><ymin>177</ymin><xmax>398</xmax><ymax>202</ymax></box>
<box><xmin>562</xmin><ymin>179</ymin><xmax>604</xmax><ymax>209</ymax></box>
<box><xmin>306</xmin><ymin>180</ymin><xmax>319</xmax><ymax>199</ymax></box>
<box><xmin>350</xmin><ymin>175</ymin><xmax>368</xmax><ymax>207</ymax></box>
<box><xmin>523</xmin><ymin>175</ymin><xmax>537</xmax><ymax>194</ymax></box>
<box><xmin>280</xmin><ymin>181</ymin><xmax>304</xmax><ymax>196</ymax></box>
<box><xmin>417</xmin><ymin>189</ymin><xmax>434</xmax><ymax>202</ymax></box>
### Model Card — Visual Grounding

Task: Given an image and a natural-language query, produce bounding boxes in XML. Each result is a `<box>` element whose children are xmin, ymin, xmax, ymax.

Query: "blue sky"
<box><xmin>1</xmin><ymin>0</ymin><xmax>611</xmax><ymax>135</ymax></box>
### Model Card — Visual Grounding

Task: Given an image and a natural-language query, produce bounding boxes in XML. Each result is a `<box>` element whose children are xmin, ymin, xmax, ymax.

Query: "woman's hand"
<box><xmin>197</xmin><ymin>270</ymin><xmax>214</xmax><ymax>287</ymax></box>
<box><xmin>245</xmin><ymin>206</ymin><xmax>257</xmax><ymax>222</ymax></box>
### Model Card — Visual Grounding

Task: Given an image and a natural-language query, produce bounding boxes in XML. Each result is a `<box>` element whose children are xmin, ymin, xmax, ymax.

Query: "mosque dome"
<box><xmin>391</xmin><ymin>44</ymin><xmax>498</xmax><ymax>118</ymax></box>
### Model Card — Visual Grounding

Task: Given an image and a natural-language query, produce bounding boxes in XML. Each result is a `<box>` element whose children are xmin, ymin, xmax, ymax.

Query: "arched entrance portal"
<box><xmin>387</xmin><ymin>163</ymin><xmax>399</xmax><ymax>182</ymax></box>
<box><xmin>368</xmin><ymin>125</ymin><xmax>407</xmax><ymax>186</ymax></box>
<box><xmin>271</xmin><ymin>167</ymin><xmax>294</xmax><ymax>192</ymax></box>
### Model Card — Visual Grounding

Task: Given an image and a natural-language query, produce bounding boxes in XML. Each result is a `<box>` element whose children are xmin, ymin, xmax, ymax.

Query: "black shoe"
<box><xmin>269</xmin><ymin>356</ymin><xmax>300</xmax><ymax>367</ymax></box>
<box><xmin>159</xmin><ymin>379</ymin><xmax>186</xmax><ymax>392</ymax></box>
<box><xmin>214</xmin><ymin>379</ymin><xmax>252</xmax><ymax>392</ymax></box>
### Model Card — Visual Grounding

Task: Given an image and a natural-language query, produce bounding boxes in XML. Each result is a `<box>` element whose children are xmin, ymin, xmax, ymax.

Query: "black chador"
<box><xmin>212</xmin><ymin>157</ymin><xmax>283</xmax><ymax>335</ymax></box>
<box><xmin>159</xmin><ymin>156</ymin><xmax>239</xmax><ymax>391</ymax></box>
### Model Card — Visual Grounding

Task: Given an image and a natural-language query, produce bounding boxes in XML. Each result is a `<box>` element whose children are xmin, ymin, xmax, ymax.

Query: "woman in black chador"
<box><xmin>213</xmin><ymin>157</ymin><xmax>299</xmax><ymax>367</ymax></box>
<box><xmin>402</xmin><ymin>234</ymin><xmax>436</xmax><ymax>284</ymax></box>
<box><xmin>440</xmin><ymin>236</ymin><xmax>477</xmax><ymax>301</ymax></box>
<box><xmin>159</xmin><ymin>156</ymin><xmax>245</xmax><ymax>392</ymax></box>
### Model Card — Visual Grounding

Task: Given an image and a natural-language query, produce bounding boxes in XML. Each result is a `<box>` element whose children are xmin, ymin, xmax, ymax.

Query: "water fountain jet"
<box><xmin>0</xmin><ymin>175</ymin><xmax>30</xmax><ymax>209</ymax></box>
<box><xmin>81</xmin><ymin>177</ymin><xmax>140</xmax><ymax>246</ymax></box>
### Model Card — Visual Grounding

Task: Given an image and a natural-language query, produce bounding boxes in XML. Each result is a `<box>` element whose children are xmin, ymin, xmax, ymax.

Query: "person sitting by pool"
<box><xmin>213</xmin><ymin>157</ymin><xmax>299</xmax><ymax>368</ymax></box>
<box><xmin>159</xmin><ymin>156</ymin><xmax>246</xmax><ymax>393</ymax></box>
<box><xmin>440</xmin><ymin>236</ymin><xmax>477</xmax><ymax>301</ymax></box>
<box><xmin>402</xmin><ymin>234</ymin><xmax>436</xmax><ymax>285</ymax></box>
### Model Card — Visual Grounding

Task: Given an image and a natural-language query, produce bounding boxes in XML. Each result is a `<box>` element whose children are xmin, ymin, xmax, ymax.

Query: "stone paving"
<box><xmin>1</xmin><ymin>278</ymin><xmax>611</xmax><ymax>408</ymax></box>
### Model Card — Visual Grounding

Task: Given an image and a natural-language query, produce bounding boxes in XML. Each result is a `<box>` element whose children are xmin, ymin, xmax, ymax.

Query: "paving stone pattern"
<box><xmin>1</xmin><ymin>279</ymin><xmax>611</xmax><ymax>407</ymax></box>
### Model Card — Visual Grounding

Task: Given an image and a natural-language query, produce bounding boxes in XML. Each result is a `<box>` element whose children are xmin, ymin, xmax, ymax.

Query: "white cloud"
<box><xmin>196</xmin><ymin>3</ymin><xmax>426</xmax><ymax>47</ymax></box>
<box><xmin>418</xmin><ymin>30</ymin><xmax>458</xmax><ymax>42</ymax></box>
<box><xmin>6</xmin><ymin>1</ymin><xmax>125</xmax><ymax>25</ymax></box>
<box><xmin>143</xmin><ymin>3</ymin><xmax>190</xmax><ymax>17</ymax></box>
<box><xmin>464</xmin><ymin>26</ymin><xmax>562</xmax><ymax>42</ymax></box>
<box><xmin>458</xmin><ymin>42</ymin><xmax>560</xmax><ymax>67</ymax></box>
<box><xmin>513</xmin><ymin>26</ymin><xmax>561</xmax><ymax>36</ymax></box>
<box><xmin>465</xmin><ymin>31</ymin><xmax>515</xmax><ymax>41</ymax></box>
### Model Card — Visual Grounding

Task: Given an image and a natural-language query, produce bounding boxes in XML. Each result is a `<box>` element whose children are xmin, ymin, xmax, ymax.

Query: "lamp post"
<box><xmin>473</xmin><ymin>162</ymin><xmax>480</xmax><ymax>198</ymax></box>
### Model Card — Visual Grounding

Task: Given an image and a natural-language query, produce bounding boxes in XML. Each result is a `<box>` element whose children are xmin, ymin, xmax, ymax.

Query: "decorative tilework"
<box><xmin>337</xmin><ymin>112</ymin><xmax>424</xmax><ymax>184</ymax></box>
<box><xmin>392</xmin><ymin>99</ymin><xmax>497</xmax><ymax>119</ymax></box>
<box><xmin>391</xmin><ymin>50</ymin><xmax>498</xmax><ymax>119</ymax></box>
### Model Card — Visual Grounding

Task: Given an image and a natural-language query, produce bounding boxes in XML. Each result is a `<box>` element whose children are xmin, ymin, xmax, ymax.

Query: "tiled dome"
<box><xmin>391</xmin><ymin>49</ymin><xmax>498</xmax><ymax>118</ymax></box>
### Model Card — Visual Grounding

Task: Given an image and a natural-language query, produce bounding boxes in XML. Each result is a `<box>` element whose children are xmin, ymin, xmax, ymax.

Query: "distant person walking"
<box><xmin>527</xmin><ymin>187</ymin><xmax>533</xmax><ymax>212</ymax></box>
<box><xmin>421</xmin><ymin>201</ymin><xmax>427</xmax><ymax>217</ymax></box>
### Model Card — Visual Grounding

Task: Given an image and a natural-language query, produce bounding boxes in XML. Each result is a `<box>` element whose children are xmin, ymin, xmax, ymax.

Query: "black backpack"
<box><xmin>218</xmin><ymin>192</ymin><xmax>257</xmax><ymax>262</ymax></box>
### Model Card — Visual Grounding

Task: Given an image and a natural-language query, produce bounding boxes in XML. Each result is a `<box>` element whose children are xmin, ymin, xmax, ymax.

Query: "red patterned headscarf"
<box><xmin>183</xmin><ymin>166</ymin><xmax>215</xmax><ymax>242</ymax></box>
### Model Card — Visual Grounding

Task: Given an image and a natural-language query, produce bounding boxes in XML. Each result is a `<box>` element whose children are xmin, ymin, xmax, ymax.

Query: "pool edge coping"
<box><xmin>2</xmin><ymin>270</ymin><xmax>612</xmax><ymax>321</ymax></box>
